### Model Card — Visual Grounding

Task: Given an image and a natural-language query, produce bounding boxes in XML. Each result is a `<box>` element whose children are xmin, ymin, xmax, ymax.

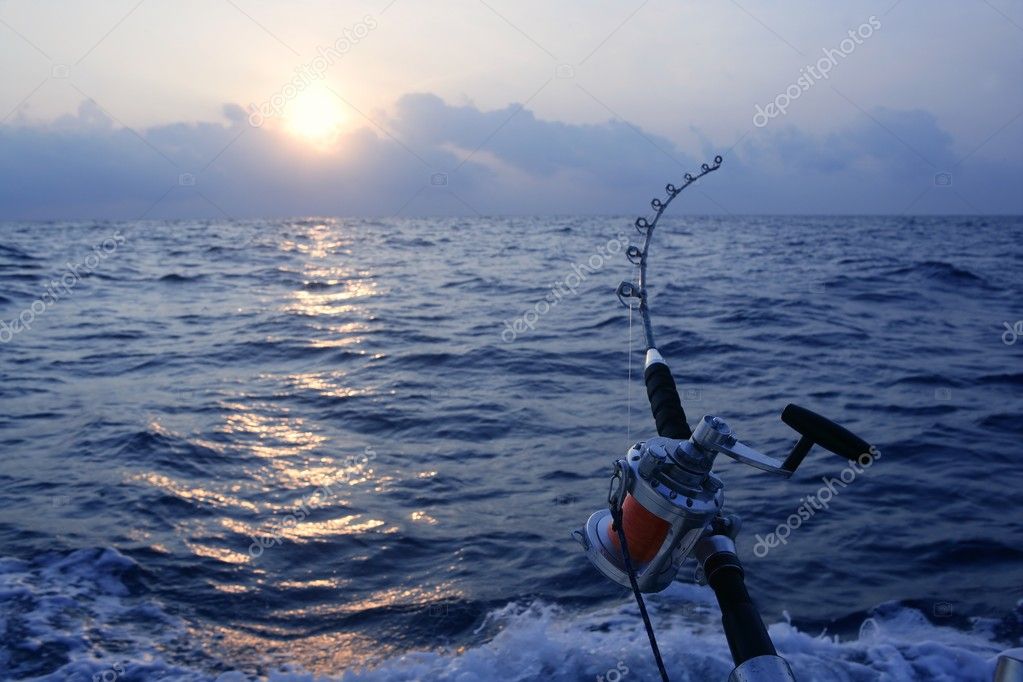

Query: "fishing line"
<box><xmin>611</xmin><ymin>484</ymin><xmax>670</xmax><ymax>682</ymax></box>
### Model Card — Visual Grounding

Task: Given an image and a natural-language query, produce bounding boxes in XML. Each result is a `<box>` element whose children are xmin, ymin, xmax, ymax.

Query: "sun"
<box><xmin>283</xmin><ymin>85</ymin><xmax>346</xmax><ymax>147</ymax></box>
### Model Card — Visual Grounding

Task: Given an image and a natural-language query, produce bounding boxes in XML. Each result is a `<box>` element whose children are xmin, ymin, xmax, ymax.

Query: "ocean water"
<box><xmin>0</xmin><ymin>215</ymin><xmax>1021</xmax><ymax>682</ymax></box>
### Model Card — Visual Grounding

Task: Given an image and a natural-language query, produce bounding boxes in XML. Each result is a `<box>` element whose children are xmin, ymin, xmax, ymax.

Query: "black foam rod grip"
<box><xmin>781</xmin><ymin>404</ymin><xmax>872</xmax><ymax>461</ymax></box>
<box><xmin>645</xmin><ymin>361</ymin><xmax>692</xmax><ymax>440</ymax></box>
<box><xmin>704</xmin><ymin>554</ymin><xmax>777</xmax><ymax>665</ymax></box>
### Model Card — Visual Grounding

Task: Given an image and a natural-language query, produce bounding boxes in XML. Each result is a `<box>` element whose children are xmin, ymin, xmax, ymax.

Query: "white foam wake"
<box><xmin>335</xmin><ymin>584</ymin><xmax>1005</xmax><ymax>682</ymax></box>
<box><xmin>0</xmin><ymin>550</ymin><xmax>1012</xmax><ymax>681</ymax></box>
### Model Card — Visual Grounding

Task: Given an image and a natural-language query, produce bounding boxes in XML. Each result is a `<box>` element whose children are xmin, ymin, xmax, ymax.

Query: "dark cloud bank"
<box><xmin>1</xmin><ymin>93</ymin><xmax>1019</xmax><ymax>219</ymax></box>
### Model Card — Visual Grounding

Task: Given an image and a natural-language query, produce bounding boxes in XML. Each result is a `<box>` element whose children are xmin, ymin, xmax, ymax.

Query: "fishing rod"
<box><xmin>574</xmin><ymin>156</ymin><xmax>877</xmax><ymax>682</ymax></box>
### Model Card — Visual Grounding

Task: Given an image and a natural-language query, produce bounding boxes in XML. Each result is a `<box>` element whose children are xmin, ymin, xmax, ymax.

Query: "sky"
<box><xmin>1</xmin><ymin>0</ymin><xmax>1021</xmax><ymax>218</ymax></box>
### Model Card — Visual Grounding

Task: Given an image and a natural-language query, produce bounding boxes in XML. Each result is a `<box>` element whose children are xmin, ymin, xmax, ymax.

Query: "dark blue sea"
<box><xmin>1</xmin><ymin>216</ymin><xmax>1021</xmax><ymax>681</ymax></box>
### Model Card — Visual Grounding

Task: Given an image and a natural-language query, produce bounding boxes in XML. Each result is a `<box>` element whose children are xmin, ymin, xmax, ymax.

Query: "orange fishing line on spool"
<box><xmin>609</xmin><ymin>494</ymin><xmax>670</xmax><ymax>564</ymax></box>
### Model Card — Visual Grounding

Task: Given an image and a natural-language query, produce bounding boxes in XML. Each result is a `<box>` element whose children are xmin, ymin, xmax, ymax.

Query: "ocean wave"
<box><xmin>159</xmin><ymin>273</ymin><xmax>208</xmax><ymax>283</ymax></box>
<box><xmin>0</xmin><ymin>244</ymin><xmax>41</xmax><ymax>261</ymax></box>
<box><xmin>885</xmin><ymin>261</ymin><xmax>991</xmax><ymax>288</ymax></box>
<box><xmin>0</xmin><ymin>548</ymin><xmax>187</xmax><ymax>680</ymax></box>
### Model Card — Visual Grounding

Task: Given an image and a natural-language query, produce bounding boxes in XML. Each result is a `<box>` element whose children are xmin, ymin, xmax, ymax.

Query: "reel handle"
<box><xmin>781</xmin><ymin>404</ymin><xmax>872</xmax><ymax>472</ymax></box>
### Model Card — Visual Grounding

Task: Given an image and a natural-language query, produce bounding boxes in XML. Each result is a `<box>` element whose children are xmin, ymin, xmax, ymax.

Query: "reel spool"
<box><xmin>578</xmin><ymin>434</ymin><xmax>722</xmax><ymax>593</ymax></box>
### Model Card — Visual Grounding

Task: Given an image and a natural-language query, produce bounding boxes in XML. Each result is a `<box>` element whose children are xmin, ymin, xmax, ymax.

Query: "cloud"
<box><xmin>0</xmin><ymin>94</ymin><xmax>1019</xmax><ymax>219</ymax></box>
<box><xmin>720</xmin><ymin>106</ymin><xmax>1020</xmax><ymax>214</ymax></box>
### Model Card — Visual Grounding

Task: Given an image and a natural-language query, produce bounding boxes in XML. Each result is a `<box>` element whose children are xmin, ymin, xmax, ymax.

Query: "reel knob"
<box><xmin>780</xmin><ymin>404</ymin><xmax>875</xmax><ymax>473</ymax></box>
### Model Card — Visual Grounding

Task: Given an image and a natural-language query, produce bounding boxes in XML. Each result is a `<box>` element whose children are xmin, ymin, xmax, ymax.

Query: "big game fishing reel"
<box><xmin>578</xmin><ymin>349</ymin><xmax>873</xmax><ymax>594</ymax></box>
<box><xmin>574</xmin><ymin>156</ymin><xmax>876</xmax><ymax>682</ymax></box>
